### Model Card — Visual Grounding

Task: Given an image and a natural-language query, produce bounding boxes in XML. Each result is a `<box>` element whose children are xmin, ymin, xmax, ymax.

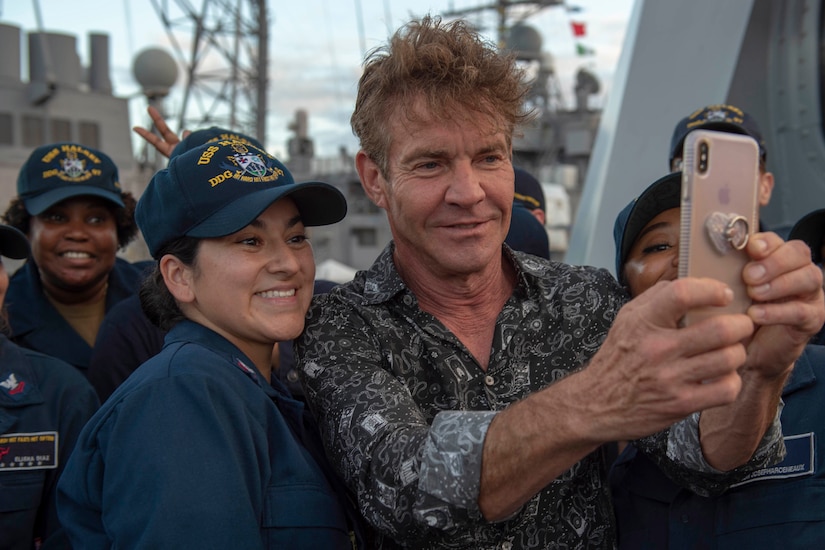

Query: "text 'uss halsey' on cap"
<box><xmin>136</xmin><ymin>139</ymin><xmax>348</xmax><ymax>258</ymax></box>
<box><xmin>17</xmin><ymin>142</ymin><xmax>124</xmax><ymax>216</ymax></box>
<box><xmin>170</xmin><ymin>126</ymin><xmax>266</xmax><ymax>160</ymax></box>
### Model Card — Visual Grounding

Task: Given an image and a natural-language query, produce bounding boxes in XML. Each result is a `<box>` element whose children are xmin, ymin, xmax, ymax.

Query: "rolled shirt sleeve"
<box><xmin>417</xmin><ymin>411</ymin><xmax>496</xmax><ymax>514</ymax></box>
<box><xmin>635</xmin><ymin>402</ymin><xmax>786</xmax><ymax>497</ymax></box>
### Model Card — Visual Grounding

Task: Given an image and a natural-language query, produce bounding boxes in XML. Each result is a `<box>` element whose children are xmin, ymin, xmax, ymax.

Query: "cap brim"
<box><xmin>23</xmin><ymin>185</ymin><xmax>125</xmax><ymax>215</ymax></box>
<box><xmin>619</xmin><ymin>172</ymin><xmax>682</xmax><ymax>274</ymax></box>
<box><xmin>0</xmin><ymin>225</ymin><xmax>30</xmax><ymax>259</ymax></box>
<box><xmin>187</xmin><ymin>181</ymin><xmax>347</xmax><ymax>239</ymax></box>
<box><xmin>789</xmin><ymin>208</ymin><xmax>825</xmax><ymax>263</ymax></box>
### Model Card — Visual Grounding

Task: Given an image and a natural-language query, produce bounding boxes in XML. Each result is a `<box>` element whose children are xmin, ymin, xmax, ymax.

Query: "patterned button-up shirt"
<box><xmin>296</xmin><ymin>245</ymin><xmax>784</xmax><ymax>549</ymax></box>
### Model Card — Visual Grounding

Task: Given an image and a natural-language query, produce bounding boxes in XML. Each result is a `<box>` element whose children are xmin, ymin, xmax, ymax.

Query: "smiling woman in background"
<box><xmin>1</xmin><ymin>142</ymin><xmax>149</xmax><ymax>375</ymax></box>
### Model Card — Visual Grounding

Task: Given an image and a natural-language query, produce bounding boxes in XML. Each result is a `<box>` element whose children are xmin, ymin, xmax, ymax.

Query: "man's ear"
<box><xmin>160</xmin><ymin>254</ymin><xmax>195</xmax><ymax>304</ymax></box>
<box><xmin>356</xmin><ymin>150</ymin><xmax>389</xmax><ymax>210</ymax></box>
<box><xmin>758</xmin><ymin>171</ymin><xmax>775</xmax><ymax>207</ymax></box>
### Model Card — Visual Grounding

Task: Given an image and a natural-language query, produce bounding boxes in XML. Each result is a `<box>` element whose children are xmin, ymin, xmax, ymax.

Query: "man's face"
<box><xmin>623</xmin><ymin>207</ymin><xmax>680</xmax><ymax>297</ymax></box>
<box><xmin>364</xmin><ymin>104</ymin><xmax>515</xmax><ymax>279</ymax></box>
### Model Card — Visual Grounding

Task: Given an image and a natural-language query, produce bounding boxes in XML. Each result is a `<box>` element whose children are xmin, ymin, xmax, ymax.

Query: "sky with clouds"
<box><xmin>1</xmin><ymin>0</ymin><xmax>636</xmax><ymax>158</ymax></box>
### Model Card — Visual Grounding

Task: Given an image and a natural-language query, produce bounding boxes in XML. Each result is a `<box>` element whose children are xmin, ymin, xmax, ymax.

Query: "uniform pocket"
<box><xmin>715</xmin><ymin>479</ymin><xmax>825</xmax><ymax>545</ymax></box>
<box><xmin>0</xmin><ymin>470</ymin><xmax>45</xmax><ymax>512</ymax></box>
<box><xmin>263</xmin><ymin>484</ymin><xmax>353</xmax><ymax>549</ymax></box>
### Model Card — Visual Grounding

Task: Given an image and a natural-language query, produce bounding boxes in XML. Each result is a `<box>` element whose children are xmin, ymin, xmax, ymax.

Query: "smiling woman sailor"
<box><xmin>56</xmin><ymin>139</ymin><xmax>367</xmax><ymax>549</ymax></box>
<box><xmin>1</xmin><ymin>142</ymin><xmax>149</xmax><ymax>375</ymax></box>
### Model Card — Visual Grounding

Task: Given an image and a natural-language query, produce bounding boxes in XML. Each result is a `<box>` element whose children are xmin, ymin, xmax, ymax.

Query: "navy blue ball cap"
<box><xmin>17</xmin><ymin>142</ymin><xmax>124</xmax><ymax>215</ymax></box>
<box><xmin>0</xmin><ymin>224</ymin><xmax>29</xmax><ymax>260</ymax></box>
<box><xmin>514</xmin><ymin>167</ymin><xmax>545</xmax><ymax>213</ymax></box>
<box><xmin>136</xmin><ymin>139</ymin><xmax>347</xmax><ymax>258</ymax></box>
<box><xmin>613</xmin><ymin>171</ymin><xmax>682</xmax><ymax>281</ymax></box>
<box><xmin>669</xmin><ymin>104</ymin><xmax>766</xmax><ymax>167</ymax></box>
<box><xmin>789</xmin><ymin>208</ymin><xmax>825</xmax><ymax>264</ymax></box>
<box><xmin>170</xmin><ymin>126</ymin><xmax>266</xmax><ymax>160</ymax></box>
<box><xmin>505</xmin><ymin>204</ymin><xmax>550</xmax><ymax>259</ymax></box>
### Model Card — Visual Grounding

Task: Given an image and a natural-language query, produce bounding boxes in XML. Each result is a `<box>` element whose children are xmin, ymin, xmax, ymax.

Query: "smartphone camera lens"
<box><xmin>698</xmin><ymin>141</ymin><xmax>709</xmax><ymax>174</ymax></box>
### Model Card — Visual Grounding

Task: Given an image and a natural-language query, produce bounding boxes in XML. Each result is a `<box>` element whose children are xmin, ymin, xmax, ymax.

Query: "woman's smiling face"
<box><xmin>178</xmin><ymin>198</ymin><xmax>316</xmax><ymax>360</ymax></box>
<box><xmin>623</xmin><ymin>207</ymin><xmax>681</xmax><ymax>297</ymax></box>
<box><xmin>28</xmin><ymin>196</ymin><xmax>119</xmax><ymax>302</ymax></box>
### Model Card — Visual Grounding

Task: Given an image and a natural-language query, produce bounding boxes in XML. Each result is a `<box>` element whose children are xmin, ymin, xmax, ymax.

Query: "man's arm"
<box><xmin>478</xmin><ymin>277</ymin><xmax>754</xmax><ymax>520</ymax></box>
<box><xmin>480</xmin><ymin>235</ymin><xmax>823</xmax><ymax>520</ymax></box>
<box><xmin>698</xmin><ymin>233</ymin><xmax>824</xmax><ymax>469</ymax></box>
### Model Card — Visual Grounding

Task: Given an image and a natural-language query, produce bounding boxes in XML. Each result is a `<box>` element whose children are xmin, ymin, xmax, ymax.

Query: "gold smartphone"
<box><xmin>679</xmin><ymin>129</ymin><xmax>760</xmax><ymax>326</ymax></box>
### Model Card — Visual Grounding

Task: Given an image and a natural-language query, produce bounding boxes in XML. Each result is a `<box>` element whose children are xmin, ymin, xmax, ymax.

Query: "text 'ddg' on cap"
<box><xmin>136</xmin><ymin>139</ymin><xmax>347</xmax><ymax>258</ymax></box>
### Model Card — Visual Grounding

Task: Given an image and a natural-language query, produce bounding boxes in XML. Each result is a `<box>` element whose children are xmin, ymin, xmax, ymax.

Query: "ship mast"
<box><xmin>443</xmin><ymin>0</ymin><xmax>564</xmax><ymax>47</ymax></box>
<box><xmin>148</xmin><ymin>0</ymin><xmax>268</xmax><ymax>142</ymax></box>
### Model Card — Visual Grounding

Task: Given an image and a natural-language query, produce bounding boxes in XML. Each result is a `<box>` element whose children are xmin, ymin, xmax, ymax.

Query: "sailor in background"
<box><xmin>0</xmin><ymin>222</ymin><xmax>99</xmax><ymax>550</ymax></box>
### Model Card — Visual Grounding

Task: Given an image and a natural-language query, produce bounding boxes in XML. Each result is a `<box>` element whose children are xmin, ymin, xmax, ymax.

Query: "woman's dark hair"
<box><xmin>2</xmin><ymin>192</ymin><xmax>140</xmax><ymax>250</ymax></box>
<box><xmin>139</xmin><ymin>236</ymin><xmax>201</xmax><ymax>331</ymax></box>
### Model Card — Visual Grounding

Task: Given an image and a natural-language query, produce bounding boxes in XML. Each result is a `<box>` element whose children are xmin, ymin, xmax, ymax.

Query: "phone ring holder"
<box><xmin>705</xmin><ymin>212</ymin><xmax>749</xmax><ymax>254</ymax></box>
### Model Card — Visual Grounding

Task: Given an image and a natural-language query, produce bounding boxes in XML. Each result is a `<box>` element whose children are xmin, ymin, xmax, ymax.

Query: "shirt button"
<box><xmin>286</xmin><ymin>370</ymin><xmax>300</xmax><ymax>383</ymax></box>
<box><xmin>501</xmin><ymin>542</ymin><xmax>513</xmax><ymax>550</ymax></box>
<box><xmin>485</xmin><ymin>375</ymin><xmax>495</xmax><ymax>386</ymax></box>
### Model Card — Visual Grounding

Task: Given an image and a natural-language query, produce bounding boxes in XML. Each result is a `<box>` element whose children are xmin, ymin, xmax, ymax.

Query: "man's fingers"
<box><xmin>744</xmin><ymin>232</ymin><xmax>784</xmax><ymax>262</ymax></box>
<box><xmin>745</xmin><ymin>236</ymin><xmax>811</xmax><ymax>277</ymax></box>
<box><xmin>632</xmin><ymin>278</ymin><xmax>736</xmax><ymax>329</ymax></box>
<box><xmin>750</xmin><ymin>300</ymin><xmax>825</xmax><ymax>333</ymax></box>
<box><xmin>748</xmin><ymin>262</ymin><xmax>823</xmax><ymax>305</ymax></box>
<box><xmin>674</xmin><ymin>369</ymin><xmax>743</xmax><ymax>415</ymax></box>
<box><xmin>583</xmin><ymin>338</ymin><xmax>746</xmax><ymax>441</ymax></box>
<box><xmin>674</xmin><ymin>314</ymin><xmax>753</xmax><ymax>359</ymax></box>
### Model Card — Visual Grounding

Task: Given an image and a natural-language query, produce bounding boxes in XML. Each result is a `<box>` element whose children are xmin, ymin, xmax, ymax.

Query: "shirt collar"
<box><xmin>359</xmin><ymin>242</ymin><xmax>539</xmax><ymax>306</ymax></box>
<box><xmin>165</xmin><ymin>320</ymin><xmax>265</xmax><ymax>387</ymax></box>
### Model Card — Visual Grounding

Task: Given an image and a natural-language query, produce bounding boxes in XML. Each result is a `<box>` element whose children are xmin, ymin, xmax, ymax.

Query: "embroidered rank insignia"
<box><xmin>0</xmin><ymin>372</ymin><xmax>28</xmax><ymax>400</ymax></box>
<box><xmin>234</xmin><ymin>358</ymin><xmax>258</xmax><ymax>382</ymax></box>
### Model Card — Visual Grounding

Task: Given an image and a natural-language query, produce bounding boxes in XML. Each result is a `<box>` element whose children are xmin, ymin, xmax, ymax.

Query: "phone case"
<box><xmin>679</xmin><ymin>129</ymin><xmax>760</xmax><ymax>326</ymax></box>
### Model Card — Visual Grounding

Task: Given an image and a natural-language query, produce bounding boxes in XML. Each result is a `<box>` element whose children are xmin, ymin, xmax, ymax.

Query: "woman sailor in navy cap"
<box><xmin>1</xmin><ymin>143</ymin><xmax>149</xmax><ymax>375</ymax></box>
<box><xmin>57</xmin><ymin>139</ymin><xmax>367</xmax><ymax>548</ymax></box>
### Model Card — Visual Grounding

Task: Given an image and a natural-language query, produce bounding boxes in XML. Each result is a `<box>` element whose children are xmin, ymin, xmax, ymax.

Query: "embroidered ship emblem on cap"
<box><xmin>232</xmin><ymin>150</ymin><xmax>268</xmax><ymax>178</ymax></box>
<box><xmin>61</xmin><ymin>151</ymin><xmax>86</xmax><ymax>179</ymax></box>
